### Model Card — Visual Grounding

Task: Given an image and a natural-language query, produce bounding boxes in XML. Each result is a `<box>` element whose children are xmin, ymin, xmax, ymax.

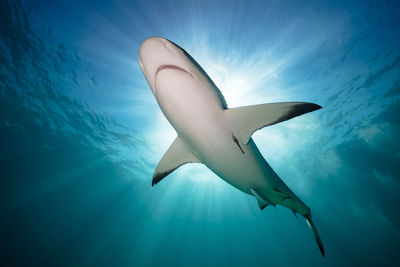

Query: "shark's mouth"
<box><xmin>155</xmin><ymin>65</ymin><xmax>193</xmax><ymax>80</ymax></box>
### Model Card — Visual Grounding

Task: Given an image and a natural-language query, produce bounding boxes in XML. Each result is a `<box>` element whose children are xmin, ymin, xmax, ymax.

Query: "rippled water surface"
<box><xmin>1</xmin><ymin>0</ymin><xmax>399</xmax><ymax>266</ymax></box>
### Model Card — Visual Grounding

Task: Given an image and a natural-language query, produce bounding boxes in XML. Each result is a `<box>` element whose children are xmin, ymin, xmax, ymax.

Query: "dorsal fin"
<box><xmin>152</xmin><ymin>136</ymin><xmax>201</xmax><ymax>186</ymax></box>
<box><xmin>226</xmin><ymin>102</ymin><xmax>322</xmax><ymax>144</ymax></box>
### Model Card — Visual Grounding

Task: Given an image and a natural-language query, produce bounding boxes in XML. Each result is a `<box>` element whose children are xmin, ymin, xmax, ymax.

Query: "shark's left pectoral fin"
<box><xmin>226</xmin><ymin>102</ymin><xmax>322</xmax><ymax>144</ymax></box>
<box><xmin>152</xmin><ymin>136</ymin><xmax>201</xmax><ymax>186</ymax></box>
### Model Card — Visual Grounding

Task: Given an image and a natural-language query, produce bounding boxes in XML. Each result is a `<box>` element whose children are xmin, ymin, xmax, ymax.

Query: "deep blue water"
<box><xmin>1</xmin><ymin>0</ymin><xmax>399</xmax><ymax>266</ymax></box>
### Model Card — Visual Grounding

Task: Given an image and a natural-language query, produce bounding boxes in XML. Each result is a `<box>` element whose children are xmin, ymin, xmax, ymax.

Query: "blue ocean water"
<box><xmin>1</xmin><ymin>0</ymin><xmax>399</xmax><ymax>266</ymax></box>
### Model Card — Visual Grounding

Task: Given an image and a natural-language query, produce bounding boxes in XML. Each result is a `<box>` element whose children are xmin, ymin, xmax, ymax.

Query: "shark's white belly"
<box><xmin>155</xmin><ymin>68</ymin><xmax>275</xmax><ymax>194</ymax></box>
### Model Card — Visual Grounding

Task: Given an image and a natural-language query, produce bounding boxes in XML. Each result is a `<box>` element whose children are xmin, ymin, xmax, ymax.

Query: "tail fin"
<box><xmin>304</xmin><ymin>213</ymin><xmax>325</xmax><ymax>257</ymax></box>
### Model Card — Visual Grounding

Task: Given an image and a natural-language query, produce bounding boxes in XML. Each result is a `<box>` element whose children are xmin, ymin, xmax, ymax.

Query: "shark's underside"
<box><xmin>139</xmin><ymin>36</ymin><xmax>325</xmax><ymax>257</ymax></box>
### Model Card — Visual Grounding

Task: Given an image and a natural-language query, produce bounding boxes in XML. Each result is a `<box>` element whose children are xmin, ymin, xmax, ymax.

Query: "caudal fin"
<box><xmin>304</xmin><ymin>213</ymin><xmax>325</xmax><ymax>257</ymax></box>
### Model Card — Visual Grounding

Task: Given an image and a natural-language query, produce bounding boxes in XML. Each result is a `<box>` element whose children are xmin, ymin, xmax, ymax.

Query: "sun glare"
<box><xmin>206</xmin><ymin>63</ymin><xmax>251</xmax><ymax>107</ymax></box>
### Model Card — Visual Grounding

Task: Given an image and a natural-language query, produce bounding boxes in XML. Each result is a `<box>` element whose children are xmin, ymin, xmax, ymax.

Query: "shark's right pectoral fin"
<box><xmin>226</xmin><ymin>102</ymin><xmax>322</xmax><ymax>144</ymax></box>
<box><xmin>152</xmin><ymin>136</ymin><xmax>200</xmax><ymax>186</ymax></box>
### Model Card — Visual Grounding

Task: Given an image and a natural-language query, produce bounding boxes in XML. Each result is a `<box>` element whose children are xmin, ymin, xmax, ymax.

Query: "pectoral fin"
<box><xmin>226</xmin><ymin>102</ymin><xmax>322</xmax><ymax>144</ymax></box>
<box><xmin>152</xmin><ymin>136</ymin><xmax>200</xmax><ymax>186</ymax></box>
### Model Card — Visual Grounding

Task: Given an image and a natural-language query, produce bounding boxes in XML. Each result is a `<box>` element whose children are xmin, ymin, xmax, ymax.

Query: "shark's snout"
<box><xmin>139</xmin><ymin>36</ymin><xmax>192</xmax><ymax>96</ymax></box>
<box><xmin>139</xmin><ymin>36</ymin><xmax>172</xmax><ymax>64</ymax></box>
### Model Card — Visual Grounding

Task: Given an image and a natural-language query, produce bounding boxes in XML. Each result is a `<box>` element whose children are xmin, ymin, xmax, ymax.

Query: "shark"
<box><xmin>139</xmin><ymin>36</ymin><xmax>325</xmax><ymax>257</ymax></box>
